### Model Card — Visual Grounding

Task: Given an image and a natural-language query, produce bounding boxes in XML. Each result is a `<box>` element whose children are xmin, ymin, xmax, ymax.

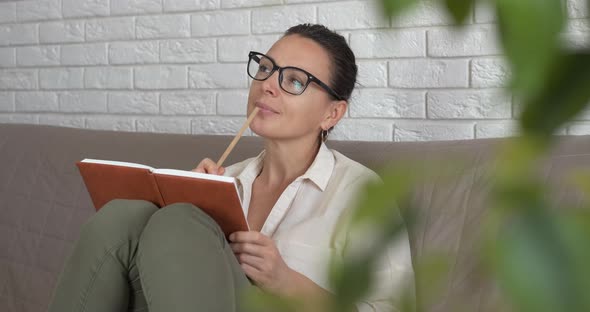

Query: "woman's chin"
<box><xmin>250</xmin><ymin>126</ymin><xmax>283</xmax><ymax>141</ymax></box>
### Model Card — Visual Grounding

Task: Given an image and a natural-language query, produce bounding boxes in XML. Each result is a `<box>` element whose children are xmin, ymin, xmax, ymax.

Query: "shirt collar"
<box><xmin>234</xmin><ymin>142</ymin><xmax>335</xmax><ymax>192</ymax></box>
<box><xmin>299</xmin><ymin>142</ymin><xmax>334</xmax><ymax>191</ymax></box>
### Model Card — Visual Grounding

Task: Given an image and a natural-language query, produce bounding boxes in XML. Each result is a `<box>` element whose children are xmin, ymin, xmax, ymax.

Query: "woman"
<box><xmin>48</xmin><ymin>24</ymin><xmax>413</xmax><ymax>312</ymax></box>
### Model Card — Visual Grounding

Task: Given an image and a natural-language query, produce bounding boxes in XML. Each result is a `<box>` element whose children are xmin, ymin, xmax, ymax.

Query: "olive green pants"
<box><xmin>48</xmin><ymin>199</ymin><xmax>251</xmax><ymax>312</ymax></box>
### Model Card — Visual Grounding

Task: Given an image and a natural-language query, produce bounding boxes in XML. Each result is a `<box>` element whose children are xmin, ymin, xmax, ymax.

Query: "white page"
<box><xmin>80</xmin><ymin>158</ymin><xmax>155</xmax><ymax>171</ymax></box>
<box><xmin>153</xmin><ymin>168</ymin><xmax>236</xmax><ymax>183</ymax></box>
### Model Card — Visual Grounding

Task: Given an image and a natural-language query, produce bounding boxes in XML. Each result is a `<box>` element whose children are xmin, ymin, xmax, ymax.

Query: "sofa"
<box><xmin>1</xmin><ymin>123</ymin><xmax>589</xmax><ymax>312</ymax></box>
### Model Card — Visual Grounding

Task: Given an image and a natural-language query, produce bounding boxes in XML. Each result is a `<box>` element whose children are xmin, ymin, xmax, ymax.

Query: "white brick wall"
<box><xmin>0</xmin><ymin>0</ymin><xmax>589</xmax><ymax>142</ymax></box>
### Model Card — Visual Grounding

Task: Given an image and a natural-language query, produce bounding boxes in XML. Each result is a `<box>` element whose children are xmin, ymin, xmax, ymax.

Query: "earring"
<box><xmin>321</xmin><ymin>129</ymin><xmax>329</xmax><ymax>142</ymax></box>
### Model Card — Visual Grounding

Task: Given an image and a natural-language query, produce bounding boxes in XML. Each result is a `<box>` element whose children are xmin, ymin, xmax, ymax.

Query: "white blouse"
<box><xmin>224</xmin><ymin>142</ymin><xmax>414</xmax><ymax>312</ymax></box>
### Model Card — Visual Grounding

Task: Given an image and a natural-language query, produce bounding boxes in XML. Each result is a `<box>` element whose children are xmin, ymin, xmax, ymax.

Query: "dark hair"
<box><xmin>284</xmin><ymin>24</ymin><xmax>357</xmax><ymax>102</ymax></box>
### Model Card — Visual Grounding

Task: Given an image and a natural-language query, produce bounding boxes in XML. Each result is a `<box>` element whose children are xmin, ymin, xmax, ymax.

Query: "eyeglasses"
<box><xmin>247</xmin><ymin>51</ymin><xmax>344</xmax><ymax>101</ymax></box>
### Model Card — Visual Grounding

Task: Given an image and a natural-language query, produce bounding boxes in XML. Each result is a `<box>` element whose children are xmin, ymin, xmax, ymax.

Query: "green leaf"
<box><xmin>413</xmin><ymin>253</ymin><xmax>452</xmax><ymax>311</ymax></box>
<box><xmin>240</xmin><ymin>288</ymin><xmax>301</xmax><ymax>312</ymax></box>
<box><xmin>329</xmin><ymin>256</ymin><xmax>373</xmax><ymax>312</ymax></box>
<box><xmin>495</xmin><ymin>0</ymin><xmax>565</xmax><ymax>97</ymax></box>
<box><xmin>558</xmin><ymin>210</ymin><xmax>590</xmax><ymax>311</ymax></box>
<box><xmin>348</xmin><ymin>167</ymin><xmax>414</xmax><ymax>227</ymax></box>
<box><xmin>520</xmin><ymin>52</ymin><xmax>590</xmax><ymax>137</ymax></box>
<box><xmin>443</xmin><ymin>0</ymin><xmax>475</xmax><ymax>24</ymax></box>
<box><xmin>571</xmin><ymin>170</ymin><xmax>590</xmax><ymax>203</ymax></box>
<box><xmin>491</xmin><ymin>209</ymin><xmax>575</xmax><ymax>312</ymax></box>
<box><xmin>381</xmin><ymin>0</ymin><xmax>419</xmax><ymax>18</ymax></box>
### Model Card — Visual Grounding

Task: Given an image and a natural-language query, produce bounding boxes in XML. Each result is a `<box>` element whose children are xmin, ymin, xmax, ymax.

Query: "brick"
<box><xmin>428</xmin><ymin>25</ymin><xmax>501</xmax><ymax>57</ymax></box>
<box><xmin>0</xmin><ymin>92</ymin><xmax>14</xmax><ymax>111</ymax></box>
<box><xmin>15</xmin><ymin>92</ymin><xmax>59</xmax><ymax>112</ymax></box>
<box><xmin>222</xmin><ymin>0</ymin><xmax>280</xmax><ymax>8</ymax></box>
<box><xmin>567</xmin><ymin>19</ymin><xmax>590</xmax><ymax>34</ymax></box>
<box><xmin>191</xmin><ymin>11</ymin><xmax>249</xmax><ymax>36</ymax></box>
<box><xmin>16</xmin><ymin>46</ymin><xmax>60</xmax><ymax>66</ymax></box>
<box><xmin>471</xmin><ymin>57</ymin><xmax>511</xmax><ymax>88</ymax></box>
<box><xmin>109</xmin><ymin>41</ymin><xmax>159</xmax><ymax>65</ymax></box>
<box><xmin>0</xmin><ymin>69</ymin><xmax>38</xmax><ymax>90</ymax></box>
<box><xmin>569</xmin><ymin>123</ymin><xmax>590</xmax><ymax>135</ymax></box>
<box><xmin>563</xmin><ymin>32</ymin><xmax>590</xmax><ymax>49</ymax></box>
<box><xmin>62</xmin><ymin>0</ymin><xmax>109</xmax><ymax>18</ymax></box>
<box><xmin>137</xmin><ymin>117</ymin><xmax>191</xmax><ymax>134</ymax></box>
<box><xmin>160</xmin><ymin>39</ymin><xmax>216</xmax><ymax>63</ymax></box>
<box><xmin>0</xmin><ymin>114</ymin><xmax>37</xmax><ymax>124</ymax></box>
<box><xmin>86</xmin><ymin>116</ymin><xmax>136</xmax><ymax>131</ymax></box>
<box><xmin>394</xmin><ymin>122</ymin><xmax>474</xmax><ymax>142</ymax></box>
<box><xmin>0</xmin><ymin>3</ymin><xmax>16</xmax><ymax>24</ymax></box>
<box><xmin>39</xmin><ymin>115</ymin><xmax>85</xmax><ymax>128</ymax></box>
<box><xmin>475</xmin><ymin>121</ymin><xmax>517</xmax><ymax>138</ymax></box>
<box><xmin>161</xmin><ymin>91</ymin><xmax>216</xmax><ymax>115</ymax></box>
<box><xmin>350</xmin><ymin>89</ymin><xmax>425</xmax><ymax>118</ymax></box>
<box><xmin>61</xmin><ymin>43</ymin><xmax>107</xmax><ymax>65</ymax></box>
<box><xmin>59</xmin><ymin>91</ymin><xmax>107</xmax><ymax>113</ymax></box>
<box><xmin>137</xmin><ymin>15</ymin><xmax>190</xmax><ymax>39</ymax></box>
<box><xmin>392</xmin><ymin>1</ymin><xmax>456</xmax><ymax>27</ymax></box>
<box><xmin>108</xmin><ymin>92</ymin><xmax>159</xmax><ymax>114</ymax></box>
<box><xmin>135</xmin><ymin>66</ymin><xmax>187</xmax><ymax>90</ymax></box>
<box><xmin>39</xmin><ymin>20</ymin><xmax>85</xmax><ymax>44</ymax></box>
<box><xmin>0</xmin><ymin>24</ymin><xmax>38</xmax><ymax>46</ymax></box>
<box><xmin>16</xmin><ymin>0</ymin><xmax>62</xmax><ymax>22</ymax></box>
<box><xmin>330</xmin><ymin>119</ymin><xmax>393</xmax><ymax>141</ymax></box>
<box><xmin>285</xmin><ymin>0</ymin><xmax>339</xmax><ymax>2</ymax></box>
<box><xmin>389</xmin><ymin>59</ymin><xmax>469</xmax><ymax>88</ymax></box>
<box><xmin>40</xmin><ymin>68</ymin><xmax>84</xmax><ymax>89</ymax></box>
<box><xmin>111</xmin><ymin>0</ymin><xmax>162</xmax><ymax>15</ymax></box>
<box><xmin>350</xmin><ymin>30</ymin><xmax>425</xmax><ymax>58</ymax></box>
<box><xmin>474</xmin><ymin>3</ymin><xmax>496</xmax><ymax>23</ymax></box>
<box><xmin>164</xmin><ymin>0</ymin><xmax>219</xmax><ymax>12</ymax></box>
<box><xmin>189</xmin><ymin>64</ymin><xmax>247</xmax><ymax>89</ymax></box>
<box><xmin>86</xmin><ymin>17</ymin><xmax>135</xmax><ymax>42</ymax></box>
<box><xmin>217</xmin><ymin>90</ymin><xmax>248</xmax><ymax>115</ymax></box>
<box><xmin>218</xmin><ymin>35</ymin><xmax>279</xmax><ymax>62</ymax></box>
<box><xmin>191</xmin><ymin>116</ymin><xmax>251</xmax><ymax>135</ymax></box>
<box><xmin>568</xmin><ymin>0</ymin><xmax>589</xmax><ymax>18</ymax></box>
<box><xmin>0</xmin><ymin>48</ymin><xmax>15</xmax><ymax>68</ymax></box>
<box><xmin>252</xmin><ymin>5</ymin><xmax>316</xmax><ymax>34</ymax></box>
<box><xmin>356</xmin><ymin>61</ymin><xmax>387</xmax><ymax>87</ymax></box>
<box><xmin>85</xmin><ymin>67</ymin><xmax>133</xmax><ymax>89</ymax></box>
<box><xmin>319</xmin><ymin>1</ymin><xmax>389</xmax><ymax>30</ymax></box>
<box><xmin>427</xmin><ymin>89</ymin><xmax>511</xmax><ymax>119</ymax></box>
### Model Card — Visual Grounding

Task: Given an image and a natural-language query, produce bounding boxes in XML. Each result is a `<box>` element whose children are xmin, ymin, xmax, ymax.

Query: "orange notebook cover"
<box><xmin>76</xmin><ymin>159</ymin><xmax>248</xmax><ymax>237</ymax></box>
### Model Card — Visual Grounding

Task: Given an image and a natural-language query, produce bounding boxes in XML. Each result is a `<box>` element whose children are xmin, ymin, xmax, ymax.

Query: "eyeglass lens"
<box><xmin>248</xmin><ymin>54</ymin><xmax>310</xmax><ymax>95</ymax></box>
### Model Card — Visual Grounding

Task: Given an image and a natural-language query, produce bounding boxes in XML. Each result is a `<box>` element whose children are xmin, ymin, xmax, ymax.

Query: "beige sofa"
<box><xmin>1</xmin><ymin>123</ymin><xmax>588</xmax><ymax>312</ymax></box>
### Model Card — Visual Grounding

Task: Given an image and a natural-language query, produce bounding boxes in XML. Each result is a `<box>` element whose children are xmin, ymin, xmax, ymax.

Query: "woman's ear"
<box><xmin>321</xmin><ymin>100</ymin><xmax>347</xmax><ymax>130</ymax></box>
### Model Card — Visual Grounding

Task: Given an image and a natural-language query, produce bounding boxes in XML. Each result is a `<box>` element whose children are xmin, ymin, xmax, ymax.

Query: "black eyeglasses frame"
<box><xmin>247</xmin><ymin>51</ymin><xmax>345</xmax><ymax>101</ymax></box>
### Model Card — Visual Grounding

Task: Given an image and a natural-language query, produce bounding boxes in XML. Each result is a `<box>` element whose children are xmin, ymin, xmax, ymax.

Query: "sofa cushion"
<box><xmin>1</xmin><ymin>123</ymin><xmax>589</xmax><ymax>312</ymax></box>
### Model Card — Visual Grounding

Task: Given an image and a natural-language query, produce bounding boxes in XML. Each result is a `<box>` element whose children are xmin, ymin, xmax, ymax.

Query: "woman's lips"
<box><xmin>255</xmin><ymin>103</ymin><xmax>279</xmax><ymax>114</ymax></box>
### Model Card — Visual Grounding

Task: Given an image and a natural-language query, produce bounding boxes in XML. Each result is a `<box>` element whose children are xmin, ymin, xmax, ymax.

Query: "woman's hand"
<box><xmin>192</xmin><ymin>158</ymin><xmax>225</xmax><ymax>175</ymax></box>
<box><xmin>229</xmin><ymin>231</ymin><xmax>294</xmax><ymax>295</ymax></box>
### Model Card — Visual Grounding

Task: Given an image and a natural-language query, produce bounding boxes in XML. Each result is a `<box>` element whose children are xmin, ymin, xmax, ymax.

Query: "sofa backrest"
<box><xmin>1</xmin><ymin>123</ymin><xmax>589</xmax><ymax>312</ymax></box>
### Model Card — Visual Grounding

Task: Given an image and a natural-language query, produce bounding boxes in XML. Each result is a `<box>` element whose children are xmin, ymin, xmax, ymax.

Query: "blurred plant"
<box><xmin>246</xmin><ymin>0</ymin><xmax>590</xmax><ymax>311</ymax></box>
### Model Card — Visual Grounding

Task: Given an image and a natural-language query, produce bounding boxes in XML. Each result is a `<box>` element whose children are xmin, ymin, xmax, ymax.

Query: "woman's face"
<box><xmin>247</xmin><ymin>34</ymin><xmax>343</xmax><ymax>143</ymax></box>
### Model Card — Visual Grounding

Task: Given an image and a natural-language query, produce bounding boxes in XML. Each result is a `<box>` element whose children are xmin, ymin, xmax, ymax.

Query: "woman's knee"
<box><xmin>80</xmin><ymin>199</ymin><xmax>158</xmax><ymax>242</ymax></box>
<box><xmin>142</xmin><ymin>203</ymin><xmax>224</xmax><ymax>243</ymax></box>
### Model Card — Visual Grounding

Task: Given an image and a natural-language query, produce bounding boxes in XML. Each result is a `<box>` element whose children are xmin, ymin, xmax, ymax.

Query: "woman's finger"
<box><xmin>231</xmin><ymin>242</ymin><xmax>266</xmax><ymax>257</ymax></box>
<box><xmin>192</xmin><ymin>158</ymin><xmax>224</xmax><ymax>175</ymax></box>
<box><xmin>229</xmin><ymin>231</ymin><xmax>270</xmax><ymax>246</ymax></box>
<box><xmin>236</xmin><ymin>252</ymin><xmax>265</xmax><ymax>270</ymax></box>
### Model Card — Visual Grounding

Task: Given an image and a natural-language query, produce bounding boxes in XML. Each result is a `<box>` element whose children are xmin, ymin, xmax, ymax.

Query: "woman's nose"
<box><xmin>260</xmin><ymin>70</ymin><xmax>280</xmax><ymax>96</ymax></box>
